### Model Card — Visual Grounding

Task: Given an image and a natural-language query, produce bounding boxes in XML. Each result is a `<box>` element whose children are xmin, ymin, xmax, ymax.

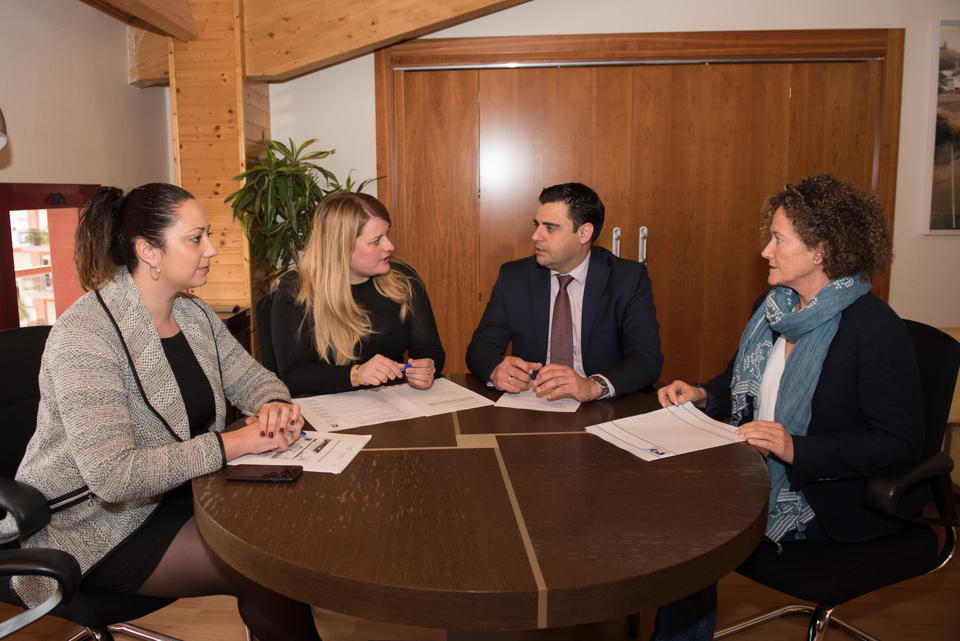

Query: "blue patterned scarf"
<box><xmin>730</xmin><ymin>275</ymin><xmax>871</xmax><ymax>545</ymax></box>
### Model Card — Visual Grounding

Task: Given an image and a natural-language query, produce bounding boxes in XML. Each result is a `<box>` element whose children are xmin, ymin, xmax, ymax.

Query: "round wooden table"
<box><xmin>193</xmin><ymin>374</ymin><xmax>769</xmax><ymax>632</ymax></box>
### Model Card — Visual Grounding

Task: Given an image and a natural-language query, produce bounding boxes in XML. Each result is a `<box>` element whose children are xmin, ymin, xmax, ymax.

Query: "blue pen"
<box><xmin>400</xmin><ymin>364</ymin><xmax>412</xmax><ymax>371</ymax></box>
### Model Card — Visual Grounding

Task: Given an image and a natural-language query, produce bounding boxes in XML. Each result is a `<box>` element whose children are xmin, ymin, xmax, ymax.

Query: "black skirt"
<box><xmin>81</xmin><ymin>483</ymin><xmax>194</xmax><ymax>596</ymax></box>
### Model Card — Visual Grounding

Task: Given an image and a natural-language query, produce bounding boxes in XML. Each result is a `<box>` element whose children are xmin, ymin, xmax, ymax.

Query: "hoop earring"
<box><xmin>149</xmin><ymin>264</ymin><xmax>161</xmax><ymax>281</ymax></box>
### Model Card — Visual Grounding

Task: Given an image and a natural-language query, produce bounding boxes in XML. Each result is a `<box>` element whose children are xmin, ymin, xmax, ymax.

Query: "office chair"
<box><xmin>715</xmin><ymin>320</ymin><xmax>959</xmax><ymax>641</ymax></box>
<box><xmin>0</xmin><ymin>326</ymin><xmax>183</xmax><ymax>641</ymax></box>
<box><xmin>255</xmin><ymin>293</ymin><xmax>279</xmax><ymax>375</ymax></box>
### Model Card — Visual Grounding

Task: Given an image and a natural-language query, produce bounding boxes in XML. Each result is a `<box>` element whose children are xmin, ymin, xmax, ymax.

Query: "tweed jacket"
<box><xmin>0</xmin><ymin>270</ymin><xmax>290</xmax><ymax>606</ymax></box>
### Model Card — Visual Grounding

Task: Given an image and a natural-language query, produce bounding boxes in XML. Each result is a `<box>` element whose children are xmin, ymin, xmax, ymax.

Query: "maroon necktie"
<box><xmin>551</xmin><ymin>275</ymin><xmax>574</xmax><ymax>368</ymax></box>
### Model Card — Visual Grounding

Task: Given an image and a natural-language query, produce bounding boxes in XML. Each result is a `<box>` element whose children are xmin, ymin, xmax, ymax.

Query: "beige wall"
<box><xmin>0</xmin><ymin>0</ymin><xmax>172</xmax><ymax>191</ymax></box>
<box><xmin>269</xmin><ymin>0</ymin><xmax>960</xmax><ymax>327</ymax></box>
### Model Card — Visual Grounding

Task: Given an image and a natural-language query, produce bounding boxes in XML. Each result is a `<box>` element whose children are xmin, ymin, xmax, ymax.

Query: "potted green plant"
<box><xmin>225</xmin><ymin>138</ymin><xmax>377</xmax><ymax>287</ymax></box>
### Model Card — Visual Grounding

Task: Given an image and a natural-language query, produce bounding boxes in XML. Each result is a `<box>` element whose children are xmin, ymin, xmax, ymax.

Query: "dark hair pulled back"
<box><xmin>75</xmin><ymin>183</ymin><xmax>194</xmax><ymax>291</ymax></box>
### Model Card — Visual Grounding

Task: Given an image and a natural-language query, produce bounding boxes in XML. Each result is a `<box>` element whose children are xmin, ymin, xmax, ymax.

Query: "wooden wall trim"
<box><xmin>374</xmin><ymin>50</ymin><xmax>398</xmax><ymax>231</ymax></box>
<box><xmin>381</xmin><ymin>29</ymin><xmax>898</xmax><ymax>68</ymax></box>
<box><xmin>873</xmin><ymin>28</ymin><xmax>904</xmax><ymax>301</ymax></box>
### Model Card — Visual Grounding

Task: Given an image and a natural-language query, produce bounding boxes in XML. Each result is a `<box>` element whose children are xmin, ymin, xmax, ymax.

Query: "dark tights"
<box><xmin>136</xmin><ymin>516</ymin><xmax>322</xmax><ymax>641</ymax></box>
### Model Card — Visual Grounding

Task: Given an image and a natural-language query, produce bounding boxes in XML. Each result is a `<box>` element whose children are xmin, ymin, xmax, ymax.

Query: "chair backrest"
<box><xmin>0</xmin><ymin>326</ymin><xmax>51</xmax><ymax>479</ymax></box>
<box><xmin>940</xmin><ymin>327</ymin><xmax>960</xmax><ymax>425</ymax></box>
<box><xmin>903</xmin><ymin>320</ymin><xmax>960</xmax><ymax>455</ymax></box>
<box><xmin>256</xmin><ymin>293</ymin><xmax>279</xmax><ymax>376</ymax></box>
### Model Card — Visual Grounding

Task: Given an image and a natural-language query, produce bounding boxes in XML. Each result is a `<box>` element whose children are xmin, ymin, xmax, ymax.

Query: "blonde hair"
<box><xmin>295</xmin><ymin>192</ymin><xmax>415</xmax><ymax>365</ymax></box>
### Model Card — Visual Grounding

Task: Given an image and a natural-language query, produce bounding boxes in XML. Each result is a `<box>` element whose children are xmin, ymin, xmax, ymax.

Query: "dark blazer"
<box><xmin>702</xmin><ymin>292</ymin><xmax>925</xmax><ymax>543</ymax></box>
<box><xmin>466</xmin><ymin>246</ymin><xmax>663</xmax><ymax>397</ymax></box>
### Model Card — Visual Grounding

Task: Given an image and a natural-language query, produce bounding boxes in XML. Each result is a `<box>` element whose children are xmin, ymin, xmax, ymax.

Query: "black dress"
<box><xmin>271</xmin><ymin>263</ymin><xmax>446</xmax><ymax>396</ymax></box>
<box><xmin>82</xmin><ymin>331</ymin><xmax>216</xmax><ymax>595</ymax></box>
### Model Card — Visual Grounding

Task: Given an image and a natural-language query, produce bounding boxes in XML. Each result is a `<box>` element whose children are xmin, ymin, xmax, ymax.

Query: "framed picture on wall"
<box><xmin>930</xmin><ymin>20</ymin><xmax>960</xmax><ymax>234</ymax></box>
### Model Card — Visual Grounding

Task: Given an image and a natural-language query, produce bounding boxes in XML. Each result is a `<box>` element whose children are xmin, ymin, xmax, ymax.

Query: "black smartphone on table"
<box><xmin>225</xmin><ymin>464</ymin><xmax>303</xmax><ymax>483</ymax></box>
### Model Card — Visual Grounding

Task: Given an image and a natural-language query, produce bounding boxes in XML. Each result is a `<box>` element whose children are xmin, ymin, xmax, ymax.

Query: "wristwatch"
<box><xmin>589</xmin><ymin>375</ymin><xmax>611</xmax><ymax>400</ymax></box>
<box><xmin>351</xmin><ymin>365</ymin><xmax>362</xmax><ymax>387</ymax></box>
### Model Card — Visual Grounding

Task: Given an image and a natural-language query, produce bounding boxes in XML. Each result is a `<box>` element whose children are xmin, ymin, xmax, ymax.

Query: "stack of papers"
<box><xmin>493</xmin><ymin>387</ymin><xmax>581</xmax><ymax>413</ymax></box>
<box><xmin>296</xmin><ymin>377</ymin><xmax>494</xmax><ymax>431</ymax></box>
<box><xmin>586</xmin><ymin>402</ymin><xmax>739</xmax><ymax>461</ymax></box>
<box><xmin>229</xmin><ymin>432</ymin><xmax>370</xmax><ymax>474</ymax></box>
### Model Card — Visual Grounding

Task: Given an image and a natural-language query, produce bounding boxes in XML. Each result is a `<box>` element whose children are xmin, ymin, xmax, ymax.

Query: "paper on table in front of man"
<box><xmin>295</xmin><ymin>378</ymin><xmax>495</xmax><ymax>430</ymax></box>
<box><xmin>229</xmin><ymin>432</ymin><xmax>371</xmax><ymax>474</ymax></box>
<box><xmin>585</xmin><ymin>401</ymin><xmax>738</xmax><ymax>461</ymax></box>
<box><xmin>493</xmin><ymin>387</ymin><xmax>581</xmax><ymax>412</ymax></box>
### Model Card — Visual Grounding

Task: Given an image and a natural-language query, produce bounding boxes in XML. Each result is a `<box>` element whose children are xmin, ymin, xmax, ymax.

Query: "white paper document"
<box><xmin>295</xmin><ymin>378</ymin><xmax>494</xmax><ymax>431</ymax></box>
<box><xmin>493</xmin><ymin>387</ymin><xmax>581</xmax><ymax>413</ymax></box>
<box><xmin>229</xmin><ymin>432</ymin><xmax>371</xmax><ymax>474</ymax></box>
<box><xmin>389</xmin><ymin>377</ymin><xmax>496</xmax><ymax>416</ymax></box>
<box><xmin>585</xmin><ymin>402</ymin><xmax>738</xmax><ymax>461</ymax></box>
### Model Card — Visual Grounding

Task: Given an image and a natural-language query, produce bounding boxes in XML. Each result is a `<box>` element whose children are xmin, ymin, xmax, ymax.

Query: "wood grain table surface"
<box><xmin>192</xmin><ymin>374</ymin><xmax>770</xmax><ymax>632</ymax></box>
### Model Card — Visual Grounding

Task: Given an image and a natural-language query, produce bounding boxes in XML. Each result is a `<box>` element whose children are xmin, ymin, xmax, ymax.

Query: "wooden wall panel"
<box><xmin>399</xmin><ymin>71</ymin><xmax>480</xmax><ymax>375</ymax></box>
<box><xmin>787</xmin><ymin>63</ymin><xmax>874</xmax><ymax>186</ymax></box>
<box><xmin>170</xmin><ymin>0</ymin><xmax>252</xmax><ymax>317</ymax></box>
<box><xmin>633</xmin><ymin>64</ymin><xmax>790</xmax><ymax>384</ymax></box>
<box><xmin>786</xmin><ymin>61</ymin><xmax>891</xmax><ymax>300</ymax></box>
<box><xmin>477</xmin><ymin>67</ymin><xmax>634</xmax><ymax>307</ymax></box>
<box><xmin>242</xmin><ymin>76</ymin><xmax>271</xmax><ymax>358</ymax></box>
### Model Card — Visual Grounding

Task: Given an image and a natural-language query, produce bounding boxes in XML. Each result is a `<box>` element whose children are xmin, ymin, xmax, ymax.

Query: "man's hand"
<box><xmin>534</xmin><ymin>364</ymin><xmax>603</xmax><ymax>402</ymax></box>
<box><xmin>490</xmin><ymin>356</ymin><xmax>541</xmax><ymax>393</ymax></box>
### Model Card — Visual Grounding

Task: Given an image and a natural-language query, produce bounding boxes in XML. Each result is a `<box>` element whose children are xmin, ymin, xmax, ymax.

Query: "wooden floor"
<box><xmin>2</xmin><ymin>507</ymin><xmax>957</xmax><ymax>641</ymax></box>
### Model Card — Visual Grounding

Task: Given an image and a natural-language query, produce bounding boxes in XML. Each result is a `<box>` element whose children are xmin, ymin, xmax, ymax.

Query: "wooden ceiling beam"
<box><xmin>128</xmin><ymin>27</ymin><xmax>170</xmax><ymax>87</ymax></box>
<box><xmin>81</xmin><ymin>0</ymin><xmax>199</xmax><ymax>41</ymax></box>
<box><xmin>243</xmin><ymin>0</ymin><xmax>533</xmax><ymax>81</ymax></box>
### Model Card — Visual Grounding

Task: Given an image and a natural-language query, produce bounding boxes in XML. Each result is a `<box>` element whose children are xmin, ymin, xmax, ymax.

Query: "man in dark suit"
<box><xmin>466</xmin><ymin>183</ymin><xmax>663</xmax><ymax>401</ymax></box>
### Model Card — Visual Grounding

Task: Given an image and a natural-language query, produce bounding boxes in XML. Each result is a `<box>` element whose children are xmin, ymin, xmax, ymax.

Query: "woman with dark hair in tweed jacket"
<box><xmin>1</xmin><ymin>184</ymin><xmax>323</xmax><ymax>640</ymax></box>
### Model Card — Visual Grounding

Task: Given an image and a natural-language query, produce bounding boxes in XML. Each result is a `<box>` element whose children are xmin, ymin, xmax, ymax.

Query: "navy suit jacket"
<box><xmin>466</xmin><ymin>246</ymin><xmax>663</xmax><ymax>397</ymax></box>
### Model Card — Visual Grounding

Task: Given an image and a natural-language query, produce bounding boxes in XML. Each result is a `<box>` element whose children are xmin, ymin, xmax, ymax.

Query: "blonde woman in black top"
<box><xmin>272</xmin><ymin>192</ymin><xmax>445</xmax><ymax>395</ymax></box>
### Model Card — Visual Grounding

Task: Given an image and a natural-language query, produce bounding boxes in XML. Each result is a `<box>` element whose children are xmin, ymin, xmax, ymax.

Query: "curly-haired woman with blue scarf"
<box><xmin>651</xmin><ymin>174</ymin><xmax>925</xmax><ymax>641</ymax></box>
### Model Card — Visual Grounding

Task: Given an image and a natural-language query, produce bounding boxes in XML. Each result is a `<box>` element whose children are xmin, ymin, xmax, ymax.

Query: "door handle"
<box><xmin>639</xmin><ymin>226</ymin><xmax>648</xmax><ymax>263</ymax></box>
<box><xmin>612</xmin><ymin>227</ymin><xmax>621</xmax><ymax>257</ymax></box>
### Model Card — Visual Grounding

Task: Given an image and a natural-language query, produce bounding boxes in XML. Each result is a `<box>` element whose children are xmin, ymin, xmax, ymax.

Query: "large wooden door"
<box><xmin>478</xmin><ymin>67</ymin><xmax>634</xmax><ymax>306</ymax></box>
<box><xmin>635</xmin><ymin>61</ymin><xmax>879</xmax><ymax>383</ymax></box>
<box><xmin>390</xmin><ymin>55</ymin><xmax>889</xmax><ymax>381</ymax></box>
<box><xmin>787</xmin><ymin>61</ymin><xmax>881</xmax><ymax>188</ymax></box>
<box><xmin>398</xmin><ymin>70</ymin><xmax>480</xmax><ymax>375</ymax></box>
<box><xmin>633</xmin><ymin>63</ymin><xmax>792</xmax><ymax>384</ymax></box>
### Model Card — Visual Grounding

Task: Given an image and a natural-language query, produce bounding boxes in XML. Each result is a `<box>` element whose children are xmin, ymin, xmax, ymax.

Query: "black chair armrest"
<box><xmin>0</xmin><ymin>479</ymin><xmax>50</xmax><ymax>543</ymax></box>
<box><xmin>0</xmin><ymin>548</ymin><xmax>81</xmax><ymax>601</ymax></box>
<box><xmin>0</xmin><ymin>548</ymin><xmax>81</xmax><ymax>639</ymax></box>
<box><xmin>862</xmin><ymin>451</ymin><xmax>957</xmax><ymax>525</ymax></box>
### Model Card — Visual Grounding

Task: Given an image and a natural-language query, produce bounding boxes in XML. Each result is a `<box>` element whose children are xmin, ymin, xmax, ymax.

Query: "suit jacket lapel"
<box><xmin>530</xmin><ymin>264</ymin><xmax>551</xmax><ymax>363</ymax></box>
<box><xmin>582</xmin><ymin>249</ymin><xmax>609</xmax><ymax>352</ymax></box>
